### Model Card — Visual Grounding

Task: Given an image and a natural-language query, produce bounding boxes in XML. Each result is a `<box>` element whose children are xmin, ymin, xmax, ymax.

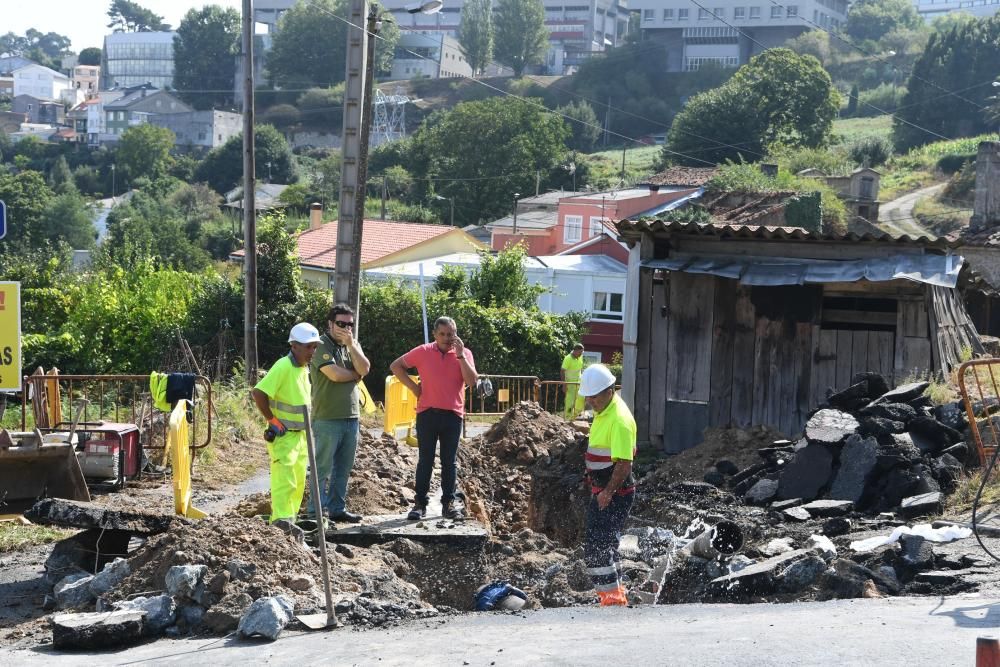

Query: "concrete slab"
<box><xmin>26</xmin><ymin>498</ymin><xmax>178</xmax><ymax>535</ymax></box>
<box><xmin>709</xmin><ymin>549</ymin><xmax>809</xmax><ymax>595</ymax></box>
<box><xmin>326</xmin><ymin>497</ymin><xmax>488</xmax><ymax>547</ymax></box>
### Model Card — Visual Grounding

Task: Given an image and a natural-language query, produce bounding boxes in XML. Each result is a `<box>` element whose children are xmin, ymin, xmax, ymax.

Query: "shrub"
<box><xmin>856</xmin><ymin>83</ymin><xmax>906</xmax><ymax>117</ymax></box>
<box><xmin>847</xmin><ymin>136</ymin><xmax>893</xmax><ymax>167</ymax></box>
<box><xmin>942</xmin><ymin>160</ymin><xmax>976</xmax><ymax>203</ymax></box>
<box><xmin>936</xmin><ymin>153</ymin><xmax>975</xmax><ymax>175</ymax></box>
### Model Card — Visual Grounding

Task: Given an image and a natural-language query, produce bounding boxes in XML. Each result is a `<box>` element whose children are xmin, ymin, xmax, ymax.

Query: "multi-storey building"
<box><xmin>101</xmin><ymin>32</ymin><xmax>177</xmax><ymax>90</ymax></box>
<box><xmin>391</xmin><ymin>33</ymin><xmax>473</xmax><ymax>79</ymax></box>
<box><xmin>382</xmin><ymin>0</ymin><xmax>631</xmax><ymax>75</ymax></box>
<box><xmin>913</xmin><ymin>0</ymin><xmax>1000</xmax><ymax>21</ymax></box>
<box><xmin>102</xmin><ymin>87</ymin><xmax>191</xmax><ymax>142</ymax></box>
<box><xmin>71</xmin><ymin>65</ymin><xmax>101</xmax><ymax>96</ymax></box>
<box><xmin>12</xmin><ymin>63</ymin><xmax>72</xmax><ymax>101</ymax></box>
<box><xmin>629</xmin><ymin>0</ymin><xmax>847</xmax><ymax>71</ymax></box>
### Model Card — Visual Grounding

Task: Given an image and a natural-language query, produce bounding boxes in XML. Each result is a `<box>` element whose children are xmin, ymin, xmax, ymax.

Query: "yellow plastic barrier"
<box><xmin>384</xmin><ymin>375</ymin><xmax>419</xmax><ymax>446</ymax></box>
<box><xmin>169</xmin><ymin>400</ymin><xmax>206</xmax><ymax>519</ymax></box>
<box><xmin>359</xmin><ymin>379</ymin><xmax>377</xmax><ymax>415</ymax></box>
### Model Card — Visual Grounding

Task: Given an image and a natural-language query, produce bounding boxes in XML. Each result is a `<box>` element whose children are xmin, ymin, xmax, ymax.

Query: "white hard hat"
<box><xmin>578</xmin><ymin>364</ymin><xmax>616</xmax><ymax>397</ymax></box>
<box><xmin>288</xmin><ymin>322</ymin><xmax>321</xmax><ymax>344</ymax></box>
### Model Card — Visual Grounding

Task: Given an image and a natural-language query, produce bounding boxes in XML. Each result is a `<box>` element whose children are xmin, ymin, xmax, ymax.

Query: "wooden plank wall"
<box><xmin>647</xmin><ymin>275</ymin><xmax>670</xmax><ymax>446</ymax></box>
<box><xmin>927</xmin><ymin>285</ymin><xmax>985</xmax><ymax>373</ymax></box>
<box><xmin>666</xmin><ymin>273</ymin><xmax>715</xmax><ymax>402</ymax></box>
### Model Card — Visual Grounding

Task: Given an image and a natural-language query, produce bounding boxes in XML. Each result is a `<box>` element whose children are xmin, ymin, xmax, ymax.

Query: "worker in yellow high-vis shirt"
<box><xmin>251</xmin><ymin>323</ymin><xmax>321</xmax><ymax>525</ymax></box>
<box><xmin>560</xmin><ymin>343</ymin><xmax>585</xmax><ymax>419</ymax></box>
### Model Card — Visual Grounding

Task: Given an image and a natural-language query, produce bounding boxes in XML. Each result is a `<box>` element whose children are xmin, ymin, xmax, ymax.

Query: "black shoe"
<box><xmin>331</xmin><ymin>510</ymin><xmax>362</xmax><ymax>523</ymax></box>
<box><xmin>441</xmin><ymin>500</ymin><xmax>465</xmax><ymax>520</ymax></box>
<box><xmin>407</xmin><ymin>504</ymin><xmax>426</xmax><ymax>521</ymax></box>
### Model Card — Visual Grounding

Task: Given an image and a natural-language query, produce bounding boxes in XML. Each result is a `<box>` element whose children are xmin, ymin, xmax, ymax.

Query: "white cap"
<box><xmin>578</xmin><ymin>364</ymin><xmax>617</xmax><ymax>397</ymax></box>
<box><xmin>288</xmin><ymin>322</ymin><xmax>321</xmax><ymax>344</ymax></box>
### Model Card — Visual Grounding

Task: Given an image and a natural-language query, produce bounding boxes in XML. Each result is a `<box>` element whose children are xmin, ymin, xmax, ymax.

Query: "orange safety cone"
<box><xmin>978</xmin><ymin>636</ymin><xmax>1000</xmax><ymax>667</ymax></box>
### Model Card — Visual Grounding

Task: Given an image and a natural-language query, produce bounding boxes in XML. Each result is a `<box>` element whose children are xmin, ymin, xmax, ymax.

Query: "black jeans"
<box><xmin>583</xmin><ymin>492</ymin><xmax>634</xmax><ymax>591</ymax></box>
<box><xmin>414</xmin><ymin>408</ymin><xmax>463</xmax><ymax>506</ymax></box>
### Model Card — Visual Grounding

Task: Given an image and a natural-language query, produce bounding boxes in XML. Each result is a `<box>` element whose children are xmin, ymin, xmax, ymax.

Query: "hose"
<box><xmin>971</xmin><ymin>439</ymin><xmax>1000</xmax><ymax>562</ymax></box>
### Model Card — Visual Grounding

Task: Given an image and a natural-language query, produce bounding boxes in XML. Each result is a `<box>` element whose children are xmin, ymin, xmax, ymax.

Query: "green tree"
<box><xmin>494</xmin><ymin>0</ymin><xmax>549</xmax><ymax>77</ymax></box>
<box><xmin>407</xmin><ymin>97</ymin><xmax>569</xmax><ymax>224</ymax></box>
<box><xmin>784</xmin><ymin>30</ymin><xmax>833</xmax><ymax>66</ymax></box>
<box><xmin>0</xmin><ymin>170</ymin><xmax>54</xmax><ymax>250</ymax></box>
<box><xmin>846</xmin><ymin>84</ymin><xmax>859</xmax><ymax>117</ymax></box>
<box><xmin>194</xmin><ymin>124</ymin><xmax>296</xmax><ymax>194</ymax></box>
<box><xmin>845</xmin><ymin>0</ymin><xmax>922</xmax><ymax>44</ymax></box>
<box><xmin>117</xmin><ymin>123</ymin><xmax>175</xmax><ymax>182</ymax></box>
<box><xmin>78</xmin><ymin>47</ymin><xmax>103</xmax><ymax>66</ymax></box>
<box><xmin>666</xmin><ymin>49</ymin><xmax>839</xmax><ymax>166</ymax></box>
<box><xmin>458</xmin><ymin>0</ymin><xmax>494</xmax><ymax>76</ymax></box>
<box><xmin>556</xmin><ymin>100</ymin><xmax>600</xmax><ymax>152</ymax></box>
<box><xmin>173</xmin><ymin>5</ymin><xmax>241</xmax><ymax>110</ymax></box>
<box><xmin>103</xmin><ymin>190</ymin><xmax>210</xmax><ymax>271</ymax></box>
<box><xmin>40</xmin><ymin>192</ymin><xmax>96</xmax><ymax>250</ymax></box>
<box><xmin>106</xmin><ymin>0</ymin><xmax>170</xmax><ymax>32</ymax></box>
<box><xmin>296</xmin><ymin>85</ymin><xmax>344</xmax><ymax>130</ymax></box>
<box><xmin>468</xmin><ymin>244</ymin><xmax>544</xmax><ymax>309</ymax></box>
<box><xmin>0</xmin><ymin>29</ymin><xmax>72</xmax><ymax>68</ymax></box>
<box><xmin>48</xmin><ymin>156</ymin><xmax>76</xmax><ymax>195</ymax></box>
<box><xmin>267</xmin><ymin>0</ymin><xmax>399</xmax><ymax>90</ymax></box>
<box><xmin>895</xmin><ymin>14</ymin><xmax>1000</xmax><ymax>150</ymax></box>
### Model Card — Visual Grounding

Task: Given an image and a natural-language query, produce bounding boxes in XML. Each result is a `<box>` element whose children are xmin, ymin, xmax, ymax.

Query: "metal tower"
<box><xmin>371</xmin><ymin>88</ymin><xmax>409</xmax><ymax>147</ymax></box>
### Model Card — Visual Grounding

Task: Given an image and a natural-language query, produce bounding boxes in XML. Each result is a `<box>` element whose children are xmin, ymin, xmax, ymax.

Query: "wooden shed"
<box><xmin>616</xmin><ymin>219</ymin><xmax>983</xmax><ymax>453</ymax></box>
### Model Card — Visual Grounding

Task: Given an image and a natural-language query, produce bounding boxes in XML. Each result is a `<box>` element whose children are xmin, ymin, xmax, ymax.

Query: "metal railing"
<box><xmin>538</xmin><ymin>380</ymin><xmax>580</xmax><ymax>416</ymax></box>
<box><xmin>959</xmin><ymin>359</ymin><xmax>1000</xmax><ymax>467</ymax></box>
<box><xmin>463</xmin><ymin>374</ymin><xmax>540</xmax><ymax>419</ymax></box>
<box><xmin>20</xmin><ymin>372</ymin><xmax>213</xmax><ymax>452</ymax></box>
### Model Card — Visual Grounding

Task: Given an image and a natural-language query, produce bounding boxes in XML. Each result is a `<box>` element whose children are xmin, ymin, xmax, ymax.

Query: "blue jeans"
<box><xmin>309</xmin><ymin>418</ymin><xmax>359</xmax><ymax>516</ymax></box>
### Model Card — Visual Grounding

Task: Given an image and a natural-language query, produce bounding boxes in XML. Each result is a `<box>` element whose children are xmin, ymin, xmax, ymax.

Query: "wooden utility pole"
<box><xmin>335</xmin><ymin>0</ymin><xmax>372</xmax><ymax>317</ymax></box>
<box><xmin>241</xmin><ymin>0</ymin><xmax>258</xmax><ymax>382</ymax></box>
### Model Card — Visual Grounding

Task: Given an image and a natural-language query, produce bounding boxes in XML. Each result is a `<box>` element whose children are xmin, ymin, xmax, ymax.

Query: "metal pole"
<box><xmin>241</xmin><ymin>0</ymin><xmax>258</xmax><ymax>383</ymax></box>
<box><xmin>335</xmin><ymin>0</ymin><xmax>373</xmax><ymax>320</ymax></box>
<box><xmin>449</xmin><ymin>198</ymin><xmax>454</xmax><ymax>227</ymax></box>
<box><xmin>419</xmin><ymin>263</ymin><xmax>429</xmax><ymax>345</ymax></box>
<box><xmin>512</xmin><ymin>194</ymin><xmax>519</xmax><ymax>235</ymax></box>
<box><xmin>620</xmin><ymin>145</ymin><xmax>626</xmax><ymax>183</ymax></box>
<box><xmin>381</xmin><ymin>173</ymin><xmax>387</xmax><ymax>220</ymax></box>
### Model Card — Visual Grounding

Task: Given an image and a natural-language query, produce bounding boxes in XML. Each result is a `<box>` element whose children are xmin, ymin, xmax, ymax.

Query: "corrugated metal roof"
<box><xmin>643</xmin><ymin>253</ymin><xmax>963</xmax><ymax>288</ymax></box>
<box><xmin>616</xmin><ymin>218</ymin><xmax>952</xmax><ymax>247</ymax></box>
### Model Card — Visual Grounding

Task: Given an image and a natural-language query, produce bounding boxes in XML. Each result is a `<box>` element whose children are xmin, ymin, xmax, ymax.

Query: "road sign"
<box><xmin>0</xmin><ymin>282</ymin><xmax>21</xmax><ymax>391</ymax></box>
<box><xmin>0</xmin><ymin>199</ymin><xmax>5</xmax><ymax>240</ymax></box>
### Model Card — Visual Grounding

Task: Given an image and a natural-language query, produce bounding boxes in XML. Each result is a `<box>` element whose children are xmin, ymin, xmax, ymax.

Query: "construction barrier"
<box><xmin>21</xmin><ymin>371</ymin><xmax>213</xmax><ymax>456</ymax></box>
<box><xmin>169</xmin><ymin>400</ymin><xmax>205</xmax><ymax>519</ymax></box>
<box><xmin>463</xmin><ymin>375</ymin><xmax>540</xmax><ymax>419</ymax></box>
<box><xmin>537</xmin><ymin>380</ymin><xmax>581</xmax><ymax>417</ymax></box>
<box><xmin>384</xmin><ymin>375</ymin><xmax>419</xmax><ymax>444</ymax></box>
<box><xmin>958</xmin><ymin>359</ymin><xmax>1000</xmax><ymax>466</ymax></box>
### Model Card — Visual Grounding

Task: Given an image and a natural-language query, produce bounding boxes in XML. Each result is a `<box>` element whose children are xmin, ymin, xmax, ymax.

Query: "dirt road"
<box><xmin>878</xmin><ymin>183</ymin><xmax>946</xmax><ymax>238</ymax></box>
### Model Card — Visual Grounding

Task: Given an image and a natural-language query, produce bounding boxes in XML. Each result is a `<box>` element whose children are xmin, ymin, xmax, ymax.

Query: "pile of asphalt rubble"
<box><xmin>663</xmin><ymin>372</ymin><xmax>989</xmax><ymax>604</ymax></box>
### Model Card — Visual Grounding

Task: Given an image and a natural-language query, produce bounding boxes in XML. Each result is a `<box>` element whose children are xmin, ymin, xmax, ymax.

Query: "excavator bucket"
<box><xmin>0</xmin><ymin>430</ymin><xmax>91</xmax><ymax>505</ymax></box>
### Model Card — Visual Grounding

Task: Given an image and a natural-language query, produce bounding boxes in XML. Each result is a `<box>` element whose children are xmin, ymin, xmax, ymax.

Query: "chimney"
<box><xmin>970</xmin><ymin>141</ymin><xmax>1000</xmax><ymax>232</ymax></box>
<box><xmin>309</xmin><ymin>202</ymin><xmax>323</xmax><ymax>231</ymax></box>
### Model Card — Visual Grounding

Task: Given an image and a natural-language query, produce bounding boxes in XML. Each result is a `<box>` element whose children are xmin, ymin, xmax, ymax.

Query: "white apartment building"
<box><xmin>913</xmin><ymin>0</ymin><xmax>1000</xmax><ymax>21</ymax></box>
<box><xmin>392</xmin><ymin>33</ymin><xmax>474</xmax><ymax>79</ymax></box>
<box><xmin>12</xmin><ymin>63</ymin><xmax>72</xmax><ymax>101</ymax></box>
<box><xmin>629</xmin><ymin>0</ymin><xmax>847</xmax><ymax>71</ymax></box>
<box><xmin>381</xmin><ymin>0</ymin><xmax>631</xmax><ymax>75</ymax></box>
<box><xmin>71</xmin><ymin>65</ymin><xmax>101</xmax><ymax>96</ymax></box>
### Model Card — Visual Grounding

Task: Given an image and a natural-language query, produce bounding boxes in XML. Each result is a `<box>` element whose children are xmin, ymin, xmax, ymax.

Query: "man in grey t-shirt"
<box><xmin>308</xmin><ymin>303</ymin><xmax>371</xmax><ymax>523</ymax></box>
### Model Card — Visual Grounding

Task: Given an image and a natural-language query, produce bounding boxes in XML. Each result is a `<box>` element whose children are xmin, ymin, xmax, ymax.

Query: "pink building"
<box><xmin>488</xmin><ymin>186</ymin><xmax>699</xmax><ymax>256</ymax></box>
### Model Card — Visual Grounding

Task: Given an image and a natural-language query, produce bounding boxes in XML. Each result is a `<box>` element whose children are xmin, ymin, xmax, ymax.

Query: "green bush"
<box><xmin>856</xmin><ymin>83</ymin><xmax>906</xmax><ymax>117</ymax></box>
<box><xmin>936</xmin><ymin>153</ymin><xmax>975</xmax><ymax>175</ymax></box>
<box><xmin>847</xmin><ymin>136</ymin><xmax>893</xmax><ymax>167</ymax></box>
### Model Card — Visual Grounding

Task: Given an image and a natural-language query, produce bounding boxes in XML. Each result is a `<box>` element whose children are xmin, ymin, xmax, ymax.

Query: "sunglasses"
<box><xmin>334</xmin><ymin>321</ymin><xmax>354</xmax><ymax>329</ymax></box>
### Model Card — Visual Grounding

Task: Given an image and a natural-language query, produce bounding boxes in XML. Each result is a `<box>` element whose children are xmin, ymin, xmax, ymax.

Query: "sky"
<box><xmin>6</xmin><ymin>1</ymin><xmax>245</xmax><ymax>52</ymax></box>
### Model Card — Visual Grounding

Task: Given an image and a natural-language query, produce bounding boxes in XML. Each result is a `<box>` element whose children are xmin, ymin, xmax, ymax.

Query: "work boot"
<box><xmin>331</xmin><ymin>510</ymin><xmax>362</xmax><ymax>523</ymax></box>
<box><xmin>407</xmin><ymin>502</ymin><xmax>426</xmax><ymax>521</ymax></box>
<box><xmin>273</xmin><ymin>519</ymin><xmax>306</xmax><ymax>546</ymax></box>
<box><xmin>441</xmin><ymin>500</ymin><xmax>465</xmax><ymax>520</ymax></box>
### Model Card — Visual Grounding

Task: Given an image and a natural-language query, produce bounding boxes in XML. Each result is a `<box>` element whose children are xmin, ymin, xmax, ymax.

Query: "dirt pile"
<box><xmin>648</xmin><ymin>426</ymin><xmax>785</xmax><ymax>485</ymax></box>
<box><xmin>347</xmin><ymin>431</ymin><xmax>418</xmax><ymax>515</ymax></box>
<box><xmin>459</xmin><ymin>402</ymin><xmax>586</xmax><ymax>538</ymax></box>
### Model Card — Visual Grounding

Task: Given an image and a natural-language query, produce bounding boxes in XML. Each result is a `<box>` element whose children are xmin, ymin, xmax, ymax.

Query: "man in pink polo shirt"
<box><xmin>390</xmin><ymin>316</ymin><xmax>478</xmax><ymax>520</ymax></box>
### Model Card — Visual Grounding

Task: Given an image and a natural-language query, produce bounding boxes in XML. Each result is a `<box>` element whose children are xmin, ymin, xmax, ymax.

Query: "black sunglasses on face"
<box><xmin>334</xmin><ymin>321</ymin><xmax>354</xmax><ymax>329</ymax></box>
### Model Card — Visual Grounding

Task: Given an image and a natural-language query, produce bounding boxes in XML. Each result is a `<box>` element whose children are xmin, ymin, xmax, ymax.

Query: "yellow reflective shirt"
<box><xmin>562</xmin><ymin>353</ymin><xmax>584</xmax><ymax>383</ymax></box>
<box><xmin>255</xmin><ymin>354</ymin><xmax>311</xmax><ymax>430</ymax></box>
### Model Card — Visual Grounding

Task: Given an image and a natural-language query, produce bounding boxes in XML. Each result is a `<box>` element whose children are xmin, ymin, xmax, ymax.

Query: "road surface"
<box><xmin>878</xmin><ymin>183</ymin><xmax>946</xmax><ymax>238</ymax></box>
<box><xmin>6</xmin><ymin>596</ymin><xmax>1000</xmax><ymax>666</ymax></box>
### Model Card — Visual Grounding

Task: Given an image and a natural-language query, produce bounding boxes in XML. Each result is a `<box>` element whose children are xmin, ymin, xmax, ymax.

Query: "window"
<box><xmin>643</xmin><ymin>9</ymin><xmax>654</xmax><ymax>21</ymax></box>
<box><xmin>786</xmin><ymin>5</ymin><xmax>798</xmax><ymax>16</ymax></box>
<box><xmin>771</xmin><ymin>5</ymin><xmax>782</xmax><ymax>17</ymax></box>
<box><xmin>750</xmin><ymin>6</ymin><xmax>761</xmax><ymax>18</ymax></box>
<box><xmin>589</xmin><ymin>216</ymin><xmax>605</xmax><ymax>238</ymax></box>
<box><xmin>734</xmin><ymin>6</ymin><xmax>746</xmax><ymax>19</ymax></box>
<box><xmin>593</xmin><ymin>292</ymin><xmax>624</xmax><ymax>321</ymax></box>
<box><xmin>564</xmin><ymin>215</ymin><xmax>583</xmax><ymax>244</ymax></box>
<box><xmin>663</xmin><ymin>8</ymin><xmax>674</xmax><ymax>20</ymax></box>
<box><xmin>714</xmin><ymin>7</ymin><xmax>725</xmax><ymax>18</ymax></box>
<box><xmin>678</xmin><ymin>8</ymin><xmax>689</xmax><ymax>20</ymax></box>
<box><xmin>698</xmin><ymin>8</ymin><xmax>710</xmax><ymax>19</ymax></box>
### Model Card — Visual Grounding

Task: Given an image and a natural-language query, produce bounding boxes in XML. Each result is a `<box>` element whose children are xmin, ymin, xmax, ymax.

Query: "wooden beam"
<box><xmin>730</xmin><ymin>286</ymin><xmax>755</xmax><ymax>428</ymax></box>
<box><xmin>709</xmin><ymin>278</ymin><xmax>737</xmax><ymax>427</ymax></box>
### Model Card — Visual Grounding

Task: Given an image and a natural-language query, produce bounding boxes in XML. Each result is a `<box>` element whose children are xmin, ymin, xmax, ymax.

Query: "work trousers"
<box><xmin>563</xmin><ymin>384</ymin><xmax>585</xmax><ymax>419</ymax></box>
<box><xmin>584</xmin><ymin>492</ymin><xmax>634</xmax><ymax>595</ymax></box>
<box><xmin>414</xmin><ymin>408</ymin><xmax>463</xmax><ymax>507</ymax></box>
<box><xmin>309</xmin><ymin>418</ymin><xmax>359</xmax><ymax>517</ymax></box>
<box><xmin>267</xmin><ymin>432</ymin><xmax>308</xmax><ymax>523</ymax></box>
